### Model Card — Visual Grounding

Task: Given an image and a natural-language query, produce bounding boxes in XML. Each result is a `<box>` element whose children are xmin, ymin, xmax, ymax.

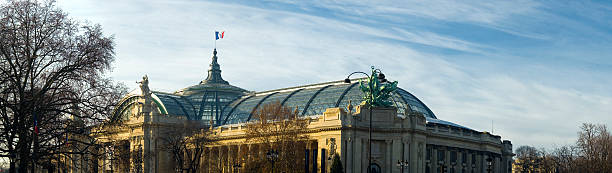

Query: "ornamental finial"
<box><xmin>201</xmin><ymin>49</ymin><xmax>229</xmax><ymax>85</ymax></box>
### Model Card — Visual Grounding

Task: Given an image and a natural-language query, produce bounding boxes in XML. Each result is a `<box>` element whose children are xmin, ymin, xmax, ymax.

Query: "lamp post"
<box><xmin>232</xmin><ymin>163</ymin><xmax>242</xmax><ymax>173</ymax></box>
<box><xmin>397</xmin><ymin>160</ymin><xmax>409</xmax><ymax>173</ymax></box>
<box><xmin>266</xmin><ymin>150</ymin><xmax>279</xmax><ymax>173</ymax></box>
<box><xmin>344</xmin><ymin>66</ymin><xmax>388</xmax><ymax>173</ymax></box>
<box><xmin>438</xmin><ymin>160</ymin><xmax>446</xmax><ymax>173</ymax></box>
<box><xmin>486</xmin><ymin>156</ymin><xmax>493</xmax><ymax>173</ymax></box>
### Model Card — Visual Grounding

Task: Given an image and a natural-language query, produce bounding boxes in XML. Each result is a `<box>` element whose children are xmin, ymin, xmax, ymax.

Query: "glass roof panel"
<box><xmin>153</xmin><ymin>92</ymin><xmax>190</xmax><ymax>117</ymax></box>
<box><xmin>281</xmin><ymin>88</ymin><xmax>320</xmax><ymax>116</ymax></box>
<box><xmin>303</xmin><ymin>84</ymin><xmax>350</xmax><ymax>115</ymax></box>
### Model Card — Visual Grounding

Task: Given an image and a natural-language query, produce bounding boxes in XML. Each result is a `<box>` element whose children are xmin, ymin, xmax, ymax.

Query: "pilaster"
<box><xmin>385</xmin><ymin>140</ymin><xmax>392</xmax><ymax>172</ymax></box>
<box><xmin>345</xmin><ymin>138</ymin><xmax>352</xmax><ymax>173</ymax></box>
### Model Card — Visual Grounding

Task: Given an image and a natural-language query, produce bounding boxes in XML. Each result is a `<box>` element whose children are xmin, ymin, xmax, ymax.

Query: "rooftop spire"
<box><xmin>201</xmin><ymin>48</ymin><xmax>229</xmax><ymax>85</ymax></box>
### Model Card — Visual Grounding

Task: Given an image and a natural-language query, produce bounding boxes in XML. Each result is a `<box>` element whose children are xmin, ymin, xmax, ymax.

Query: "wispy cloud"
<box><xmin>56</xmin><ymin>0</ymin><xmax>612</xmax><ymax>148</ymax></box>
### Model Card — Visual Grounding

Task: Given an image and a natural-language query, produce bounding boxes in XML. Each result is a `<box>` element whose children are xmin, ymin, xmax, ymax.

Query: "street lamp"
<box><xmin>266</xmin><ymin>150</ymin><xmax>279</xmax><ymax>173</ymax></box>
<box><xmin>438</xmin><ymin>160</ymin><xmax>446</xmax><ymax>173</ymax></box>
<box><xmin>232</xmin><ymin>163</ymin><xmax>242</xmax><ymax>173</ymax></box>
<box><xmin>344</xmin><ymin>66</ymin><xmax>388</xmax><ymax>172</ymax></box>
<box><xmin>397</xmin><ymin>160</ymin><xmax>409</xmax><ymax>173</ymax></box>
<box><xmin>486</xmin><ymin>156</ymin><xmax>493</xmax><ymax>173</ymax></box>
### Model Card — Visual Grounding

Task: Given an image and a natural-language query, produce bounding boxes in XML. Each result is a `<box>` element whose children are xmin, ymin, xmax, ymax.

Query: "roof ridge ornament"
<box><xmin>201</xmin><ymin>48</ymin><xmax>229</xmax><ymax>85</ymax></box>
<box><xmin>137</xmin><ymin>75</ymin><xmax>151</xmax><ymax>97</ymax></box>
<box><xmin>344</xmin><ymin>66</ymin><xmax>398</xmax><ymax>108</ymax></box>
<box><xmin>359</xmin><ymin>66</ymin><xmax>398</xmax><ymax>107</ymax></box>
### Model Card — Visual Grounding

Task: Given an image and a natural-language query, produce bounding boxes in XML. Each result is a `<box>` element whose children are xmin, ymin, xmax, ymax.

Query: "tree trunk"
<box><xmin>18</xmin><ymin>136</ymin><xmax>30</xmax><ymax>173</ymax></box>
<box><xmin>9</xmin><ymin>159</ymin><xmax>16</xmax><ymax>173</ymax></box>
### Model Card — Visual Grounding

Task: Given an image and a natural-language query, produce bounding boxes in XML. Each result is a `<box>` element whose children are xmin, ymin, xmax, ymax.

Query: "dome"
<box><xmin>219</xmin><ymin>80</ymin><xmax>437</xmax><ymax>125</ymax></box>
<box><xmin>114</xmin><ymin>49</ymin><xmax>440</xmax><ymax>128</ymax></box>
<box><xmin>143</xmin><ymin>49</ymin><xmax>249</xmax><ymax>122</ymax></box>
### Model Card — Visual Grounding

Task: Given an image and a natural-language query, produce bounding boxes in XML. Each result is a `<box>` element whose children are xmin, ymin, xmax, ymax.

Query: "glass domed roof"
<box><xmin>116</xmin><ymin>49</ymin><xmax>439</xmax><ymax>128</ymax></box>
<box><xmin>145</xmin><ymin>49</ymin><xmax>249</xmax><ymax>124</ymax></box>
<box><xmin>219</xmin><ymin>80</ymin><xmax>437</xmax><ymax>125</ymax></box>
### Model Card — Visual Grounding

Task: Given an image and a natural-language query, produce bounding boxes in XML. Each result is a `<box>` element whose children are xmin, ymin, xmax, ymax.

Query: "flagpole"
<box><xmin>214</xmin><ymin>31</ymin><xmax>217</xmax><ymax>49</ymax></box>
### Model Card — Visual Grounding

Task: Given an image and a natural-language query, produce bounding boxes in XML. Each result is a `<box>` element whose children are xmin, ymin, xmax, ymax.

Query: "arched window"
<box><xmin>369</xmin><ymin>163</ymin><xmax>381</xmax><ymax>173</ymax></box>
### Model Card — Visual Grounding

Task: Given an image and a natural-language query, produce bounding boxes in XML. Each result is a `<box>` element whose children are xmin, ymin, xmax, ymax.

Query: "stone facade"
<box><xmin>81</xmin><ymin>98</ymin><xmax>512</xmax><ymax>173</ymax></box>
<box><xmin>202</xmin><ymin>105</ymin><xmax>513</xmax><ymax>173</ymax></box>
<box><xmin>57</xmin><ymin>49</ymin><xmax>513</xmax><ymax>173</ymax></box>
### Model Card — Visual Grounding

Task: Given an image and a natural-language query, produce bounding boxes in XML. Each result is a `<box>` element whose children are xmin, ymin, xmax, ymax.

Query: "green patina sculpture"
<box><xmin>359</xmin><ymin>66</ymin><xmax>398</xmax><ymax>107</ymax></box>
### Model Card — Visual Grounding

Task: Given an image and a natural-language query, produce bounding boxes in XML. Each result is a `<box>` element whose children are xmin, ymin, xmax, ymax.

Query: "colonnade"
<box><xmin>426</xmin><ymin>145</ymin><xmax>503</xmax><ymax>173</ymax></box>
<box><xmin>200</xmin><ymin>140</ymin><xmax>321</xmax><ymax>173</ymax></box>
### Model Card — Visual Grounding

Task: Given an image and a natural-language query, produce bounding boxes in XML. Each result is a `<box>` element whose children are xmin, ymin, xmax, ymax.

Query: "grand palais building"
<box><xmin>80</xmin><ymin>49</ymin><xmax>513</xmax><ymax>173</ymax></box>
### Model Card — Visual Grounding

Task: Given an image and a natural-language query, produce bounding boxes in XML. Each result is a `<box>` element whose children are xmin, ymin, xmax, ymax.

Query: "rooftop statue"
<box><xmin>359</xmin><ymin>66</ymin><xmax>398</xmax><ymax>107</ymax></box>
<box><xmin>137</xmin><ymin>75</ymin><xmax>151</xmax><ymax>97</ymax></box>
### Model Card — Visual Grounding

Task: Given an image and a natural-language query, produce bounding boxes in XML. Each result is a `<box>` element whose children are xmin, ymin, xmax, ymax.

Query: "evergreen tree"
<box><xmin>330</xmin><ymin>154</ymin><xmax>344</xmax><ymax>173</ymax></box>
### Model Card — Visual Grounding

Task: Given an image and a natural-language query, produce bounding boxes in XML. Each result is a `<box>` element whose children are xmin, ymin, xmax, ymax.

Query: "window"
<box><xmin>427</xmin><ymin>148</ymin><xmax>432</xmax><ymax>160</ymax></box>
<box><xmin>438</xmin><ymin>150</ymin><xmax>445</xmax><ymax>161</ymax></box>
<box><xmin>369</xmin><ymin>163</ymin><xmax>381</xmax><ymax>173</ymax></box>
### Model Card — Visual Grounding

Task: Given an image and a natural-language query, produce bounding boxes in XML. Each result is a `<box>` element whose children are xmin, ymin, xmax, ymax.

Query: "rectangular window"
<box><xmin>472</xmin><ymin>153</ymin><xmax>476</xmax><ymax>163</ymax></box>
<box><xmin>427</xmin><ymin>148</ymin><xmax>432</xmax><ymax>160</ymax></box>
<box><xmin>438</xmin><ymin>150</ymin><xmax>445</xmax><ymax>161</ymax></box>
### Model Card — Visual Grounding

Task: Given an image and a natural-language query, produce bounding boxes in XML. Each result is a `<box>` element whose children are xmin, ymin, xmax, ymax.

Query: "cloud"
<box><xmin>420</xmin><ymin>74</ymin><xmax>612</xmax><ymax>148</ymax></box>
<box><xmin>55</xmin><ymin>0</ymin><xmax>612</xmax><ymax>148</ymax></box>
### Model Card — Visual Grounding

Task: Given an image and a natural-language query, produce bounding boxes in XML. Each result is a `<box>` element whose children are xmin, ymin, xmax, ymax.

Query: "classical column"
<box><xmin>217</xmin><ymin>147</ymin><xmax>222</xmax><ymax>173</ymax></box>
<box><xmin>205</xmin><ymin>148</ymin><xmax>209</xmax><ymax>173</ymax></box>
<box><xmin>476</xmin><ymin>151</ymin><xmax>487</xmax><ymax>173</ymax></box>
<box><xmin>226</xmin><ymin>146</ymin><xmax>232</xmax><ymax>173</ymax></box>
<box><xmin>236</xmin><ymin>145</ymin><xmax>242</xmax><ymax>173</ymax></box>
<box><xmin>458</xmin><ymin>150</ymin><xmax>464</xmax><ymax>173</ymax></box>
<box><xmin>385</xmin><ymin>140</ymin><xmax>392</xmax><ymax>173</ymax></box>
<box><xmin>466</xmin><ymin>151</ymin><xmax>471</xmax><ymax>173</ymax></box>
<box><xmin>312</xmin><ymin>141</ymin><xmax>318</xmax><ymax>173</ymax></box>
<box><xmin>354</xmin><ymin>138</ymin><xmax>362</xmax><ymax>172</ymax></box>
<box><xmin>407</xmin><ymin>140</ymin><xmax>415</xmax><ymax>173</ymax></box>
<box><xmin>247</xmin><ymin>144</ymin><xmax>252</xmax><ymax>161</ymax></box>
<box><xmin>446</xmin><ymin>149</ymin><xmax>452</xmax><ymax>173</ymax></box>
<box><xmin>494</xmin><ymin>156</ymin><xmax>500</xmax><ymax>173</ymax></box>
<box><xmin>432</xmin><ymin>147</ymin><xmax>438</xmax><ymax>172</ymax></box>
<box><xmin>209</xmin><ymin>147</ymin><xmax>214</xmax><ymax>173</ymax></box>
<box><xmin>142</xmin><ymin>99</ymin><xmax>153</xmax><ymax>173</ymax></box>
<box><xmin>345</xmin><ymin>138</ymin><xmax>352</xmax><ymax>173</ymax></box>
<box><xmin>391</xmin><ymin>139</ymin><xmax>402</xmax><ymax>173</ymax></box>
<box><xmin>129</xmin><ymin>138</ymin><xmax>135</xmax><ymax>173</ymax></box>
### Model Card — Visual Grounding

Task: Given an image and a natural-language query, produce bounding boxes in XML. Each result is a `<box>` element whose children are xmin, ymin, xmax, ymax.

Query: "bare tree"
<box><xmin>159</xmin><ymin>120</ymin><xmax>211</xmax><ymax>173</ymax></box>
<box><xmin>575</xmin><ymin>123</ymin><xmax>612</xmax><ymax>172</ymax></box>
<box><xmin>514</xmin><ymin>145</ymin><xmax>542</xmax><ymax>172</ymax></box>
<box><xmin>550</xmin><ymin>145</ymin><xmax>579</xmax><ymax>173</ymax></box>
<box><xmin>0</xmin><ymin>0</ymin><xmax>124</xmax><ymax>172</ymax></box>
<box><xmin>516</xmin><ymin>123</ymin><xmax>612</xmax><ymax>173</ymax></box>
<box><xmin>243</xmin><ymin>101</ymin><xmax>308</xmax><ymax>173</ymax></box>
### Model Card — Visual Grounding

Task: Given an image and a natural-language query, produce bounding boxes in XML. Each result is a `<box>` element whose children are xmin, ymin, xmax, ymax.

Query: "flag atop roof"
<box><xmin>215</xmin><ymin>31</ymin><xmax>224</xmax><ymax>40</ymax></box>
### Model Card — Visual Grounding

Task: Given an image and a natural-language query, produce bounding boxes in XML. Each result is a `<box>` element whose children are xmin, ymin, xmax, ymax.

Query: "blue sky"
<box><xmin>55</xmin><ymin>0</ymin><xmax>612</xmax><ymax>149</ymax></box>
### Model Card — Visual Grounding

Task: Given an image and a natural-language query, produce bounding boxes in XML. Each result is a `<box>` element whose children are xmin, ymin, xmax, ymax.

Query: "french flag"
<box><xmin>215</xmin><ymin>31</ymin><xmax>225</xmax><ymax>40</ymax></box>
<box><xmin>34</xmin><ymin>114</ymin><xmax>39</xmax><ymax>134</ymax></box>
